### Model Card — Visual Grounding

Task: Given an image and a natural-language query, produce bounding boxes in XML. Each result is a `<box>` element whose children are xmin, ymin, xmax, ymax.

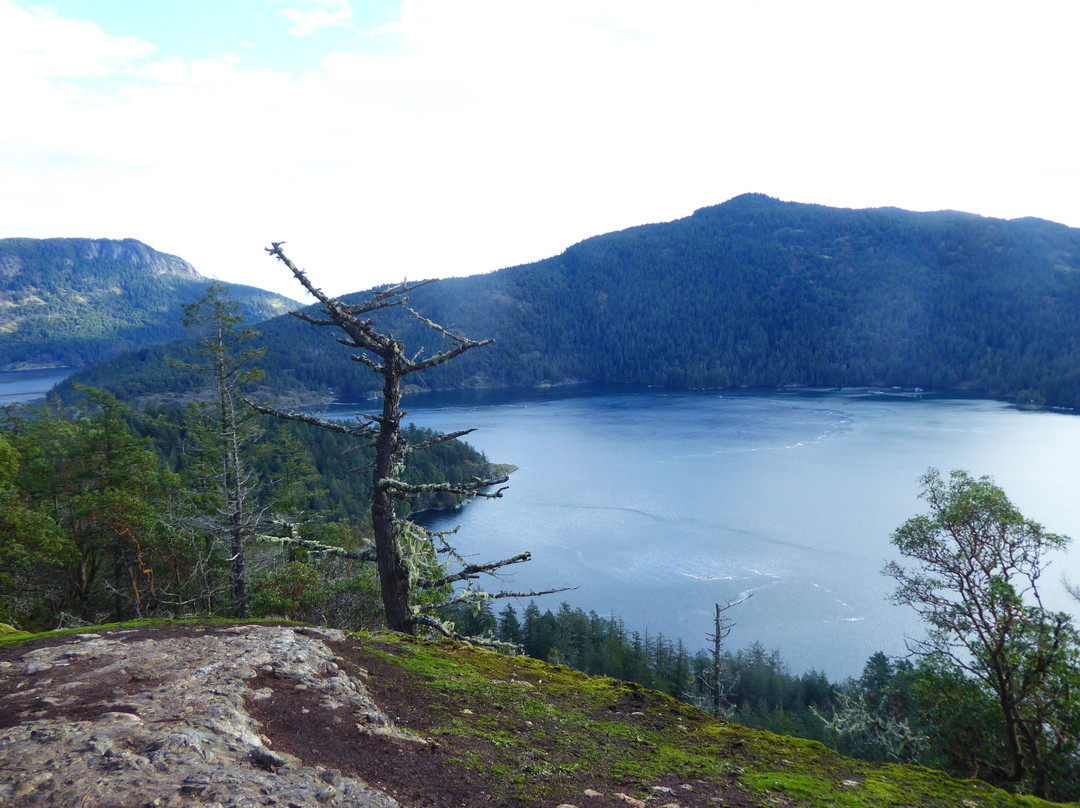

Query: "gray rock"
<box><xmin>0</xmin><ymin>626</ymin><xmax>400</xmax><ymax>807</ymax></box>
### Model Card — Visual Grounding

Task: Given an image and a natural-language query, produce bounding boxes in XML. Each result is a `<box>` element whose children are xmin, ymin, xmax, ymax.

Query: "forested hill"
<box><xmin>70</xmin><ymin>195</ymin><xmax>1080</xmax><ymax>406</ymax></box>
<box><xmin>0</xmin><ymin>237</ymin><xmax>297</xmax><ymax>370</ymax></box>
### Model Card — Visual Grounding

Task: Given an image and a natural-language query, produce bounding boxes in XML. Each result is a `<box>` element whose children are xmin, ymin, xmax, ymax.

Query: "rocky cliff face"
<box><xmin>0</xmin><ymin>625</ymin><xmax>402</xmax><ymax>807</ymax></box>
<box><xmin>78</xmin><ymin>239</ymin><xmax>200</xmax><ymax>278</ymax></box>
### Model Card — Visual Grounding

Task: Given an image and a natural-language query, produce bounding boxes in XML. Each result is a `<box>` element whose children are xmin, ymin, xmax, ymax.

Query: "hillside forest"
<box><xmin>66</xmin><ymin>195</ymin><xmax>1080</xmax><ymax>409</ymax></box>
<box><xmin>0</xmin><ymin>237</ymin><xmax>296</xmax><ymax>371</ymax></box>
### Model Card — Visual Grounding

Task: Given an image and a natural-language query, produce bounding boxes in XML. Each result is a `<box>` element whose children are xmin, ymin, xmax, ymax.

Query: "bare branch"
<box><xmin>258</xmin><ymin>531</ymin><xmax>376</xmax><ymax>563</ymax></box>
<box><xmin>291</xmin><ymin>311</ymin><xmax>339</xmax><ymax>327</ymax></box>
<box><xmin>435</xmin><ymin>586</ymin><xmax>576</xmax><ymax>610</ymax></box>
<box><xmin>244</xmin><ymin>398</ymin><xmax>377</xmax><ymax>440</ymax></box>
<box><xmin>402</xmin><ymin>338</ymin><xmax>496</xmax><ymax>376</ymax></box>
<box><xmin>403</xmin><ymin>428</ymin><xmax>477</xmax><ymax>457</ymax></box>
<box><xmin>419</xmin><ymin>552</ymin><xmax>532</xmax><ymax>589</ymax></box>
<box><xmin>378</xmin><ymin>475</ymin><xmax>510</xmax><ymax>498</ymax></box>
<box><xmin>410</xmin><ymin>614</ymin><xmax>522</xmax><ymax>652</ymax></box>
<box><xmin>350</xmin><ymin>353</ymin><xmax>383</xmax><ymax>372</ymax></box>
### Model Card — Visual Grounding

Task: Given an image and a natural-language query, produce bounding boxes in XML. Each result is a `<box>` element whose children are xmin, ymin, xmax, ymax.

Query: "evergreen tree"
<box><xmin>498</xmin><ymin>604</ymin><xmax>522</xmax><ymax>645</ymax></box>
<box><xmin>3</xmin><ymin>391</ymin><xmax>179</xmax><ymax>625</ymax></box>
<box><xmin>172</xmin><ymin>281</ymin><xmax>266</xmax><ymax>615</ymax></box>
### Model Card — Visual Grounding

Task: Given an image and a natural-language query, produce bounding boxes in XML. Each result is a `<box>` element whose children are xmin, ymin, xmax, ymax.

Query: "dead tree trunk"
<box><xmin>255</xmin><ymin>244</ymin><xmax>564</xmax><ymax>637</ymax></box>
<box><xmin>703</xmin><ymin>595</ymin><xmax>749</xmax><ymax>716</ymax></box>
<box><xmin>371</xmin><ymin>350</ymin><xmax>412</xmax><ymax>632</ymax></box>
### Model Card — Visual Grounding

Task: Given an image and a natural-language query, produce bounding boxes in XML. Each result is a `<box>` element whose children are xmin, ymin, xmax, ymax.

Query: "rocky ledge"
<box><xmin>0</xmin><ymin>624</ymin><xmax>405</xmax><ymax>808</ymax></box>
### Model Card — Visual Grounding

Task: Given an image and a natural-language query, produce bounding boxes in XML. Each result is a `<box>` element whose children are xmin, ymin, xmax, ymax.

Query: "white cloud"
<box><xmin>276</xmin><ymin>0</ymin><xmax>353</xmax><ymax>37</ymax></box>
<box><xmin>3</xmin><ymin>0</ymin><xmax>1080</xmax><ymax>299</ymax></box>
<box><xmin>0</xmin><ymin>1</ymin><xmax>152</xmax><ymax>77</ymax></box>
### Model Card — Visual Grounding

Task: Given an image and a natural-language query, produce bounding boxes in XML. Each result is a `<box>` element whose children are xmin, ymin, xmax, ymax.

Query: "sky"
<box><xmin>3</xmin><ymin>0</ymin><xmax>1080</xmax><ymax>299</ymax></box>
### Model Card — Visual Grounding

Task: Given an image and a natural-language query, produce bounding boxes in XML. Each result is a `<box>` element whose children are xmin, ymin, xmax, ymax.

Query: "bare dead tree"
<box><xmin>702</xmin><ymin>594</ymin><xmax>750</xmax><ymax>716</ymax></box>
<box><xmin>251</xmin><ymin>243</ymin><xmax>565</xmax><ymax>636</ymax></box>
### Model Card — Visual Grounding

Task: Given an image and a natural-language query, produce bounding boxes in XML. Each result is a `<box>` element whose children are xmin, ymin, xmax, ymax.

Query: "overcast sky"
<box><xmin>3</xmin><ymin>0</ymin><xmax>1079</xmax><ymax>299</ymax></box>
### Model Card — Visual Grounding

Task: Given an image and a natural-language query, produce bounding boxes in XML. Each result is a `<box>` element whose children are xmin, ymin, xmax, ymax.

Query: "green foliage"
<box><xmin>884</xmin><ymin>469</ymin><xmax>1080</xmax><ymax>800</ymax></box>
<box><xmin>0</xmin><ymin>237</ymin><xmax>296</xmax><ymax>371</ymax></box>
<box><xmin>0</xmin><ymin>431</ymin><xmax>70</xmax><ymax>625</ymax></box>
<box><xmin>248</xmin><ymin>560</ymin><xmax>383</xmax><ymax>631</ymax></box>
<box><xmin>1</xmin><ymin>391</ymin><xmax>185</xmax><ymax>627</ymax></box>
<box><xmin>249</xmin><ymin>560</ymin><xmax>324</xmax><ymax>616</ymax></box>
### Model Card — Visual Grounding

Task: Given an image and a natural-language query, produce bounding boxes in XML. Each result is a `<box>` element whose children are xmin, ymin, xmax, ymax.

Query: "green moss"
<box><xmin>352</xmin><ymin>631</ymin><xmax>1073</xmax><ymax>808</ymax></box>
<box><xmin>746</xmin><ymin>771</ymin><xmax>841</xmax><ymax>801</ymax></box>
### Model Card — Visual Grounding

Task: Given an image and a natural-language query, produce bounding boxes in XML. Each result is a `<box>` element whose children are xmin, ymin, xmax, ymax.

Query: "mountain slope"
<box><xmin>0</xmin><ymin>237</ymin><xmax>298</xmax><ymax>370</ymax></box>
<box><xmin>0</xmin><ymin>622</ymin><xmax>1062</xmax><ymax>808</ymax></box>
<box><xmin>69</xmin><ymin>196</ymin><xmax>1080</xmax><ymax>406</ymax></box>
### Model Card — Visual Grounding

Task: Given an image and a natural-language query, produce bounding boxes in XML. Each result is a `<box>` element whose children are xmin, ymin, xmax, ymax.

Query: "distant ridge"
<box><xmin>68</xmin><ymin>195</ymin><xmax>1080</xmax><ymax>407</ymax></box>
<box><xmin>0</xmin><ymin>237</ymin><xmax>298</xmax><ymax>371</ymax></box>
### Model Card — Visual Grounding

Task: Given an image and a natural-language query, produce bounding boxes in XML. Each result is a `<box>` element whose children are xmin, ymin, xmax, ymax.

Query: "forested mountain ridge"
<box><xmin>68</xmin><ymin>195</ymin><xmax>1080</xmax><ymax>406</ymax></box>
<box><xmin>0</xmin><ymin>237</ymin><xmax>298</xmax><ymax>370</ymax></box>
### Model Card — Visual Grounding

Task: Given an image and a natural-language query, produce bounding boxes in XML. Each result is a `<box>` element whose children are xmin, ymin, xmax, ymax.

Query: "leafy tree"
<box><xmin>885</xmin><ymin>468</ymin><xmax>1080</xmax><ymax>798</ymax></box>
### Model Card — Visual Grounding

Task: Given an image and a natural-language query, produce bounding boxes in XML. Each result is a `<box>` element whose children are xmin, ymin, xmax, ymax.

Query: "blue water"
<box><xmin>0</xmin><ymin>369</ymin><xmax>73</xmax><ymax>405</ymax></box>
<box><xmin>326</xmin><ymin>387</ymin><xmax>1080</xmax><ymax>678</ymax></box>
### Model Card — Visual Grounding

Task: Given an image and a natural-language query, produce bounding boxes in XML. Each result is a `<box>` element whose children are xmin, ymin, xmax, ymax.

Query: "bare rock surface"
<box><xmin>0</xmin><ymin>624</ymin><xmax>400</xmax><ymax>808</ymax></box>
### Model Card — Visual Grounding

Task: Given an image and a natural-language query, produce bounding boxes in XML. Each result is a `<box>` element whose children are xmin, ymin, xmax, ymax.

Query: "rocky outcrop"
<box><xmin>79</xmin><ymin>239</ymin><xmax>200</xmax><ymax>277</ymax></box>
<box><xmin>0</xmin><ymin>625</ymin><xmax>401</xmax><ymax>808</ymax></box>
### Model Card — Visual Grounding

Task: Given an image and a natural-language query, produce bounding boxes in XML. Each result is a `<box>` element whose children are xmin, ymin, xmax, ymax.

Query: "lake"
<box><xmin>0</xmin><ymin>369</ymin><xmax>74</xmax><ymax>405</ymax></box>
<box><xmin>311</xmin><ymin>386</ymin><xmax>1080</xmax><ymax>678</ymax></box>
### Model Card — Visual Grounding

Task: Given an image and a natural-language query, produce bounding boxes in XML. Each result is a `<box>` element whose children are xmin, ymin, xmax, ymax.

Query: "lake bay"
<box><xmin>7</xmin><ymin>370</ymin><xmax>1076</xmax><ymax>677</ymax></box>
<box><xmin>316</xmin><ymin>387</ymin><xmax>1080</xmax><ymax>678</ymax></box>
<box><xmin>0</xmin><ymin>369</ymin><xmax>73</xmax><ymax>405</ymax></box>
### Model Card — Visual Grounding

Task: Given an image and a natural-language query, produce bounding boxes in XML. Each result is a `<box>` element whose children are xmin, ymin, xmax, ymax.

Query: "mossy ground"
<box><xmin>291</xmin><ymin>632</ymin><xmax>1069</xmax><ymax>808</ymax></box>
<box><xmin>5</xmin><ymin>623</ymin><xmax>1073</xmax><ymax>807</ymax></box>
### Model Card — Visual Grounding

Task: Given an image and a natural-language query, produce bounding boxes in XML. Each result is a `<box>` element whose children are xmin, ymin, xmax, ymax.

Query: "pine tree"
<box><xmin>173</xmin><ymin>281</ymin><xmax>266</xmax><ymax>616</ymax></box>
